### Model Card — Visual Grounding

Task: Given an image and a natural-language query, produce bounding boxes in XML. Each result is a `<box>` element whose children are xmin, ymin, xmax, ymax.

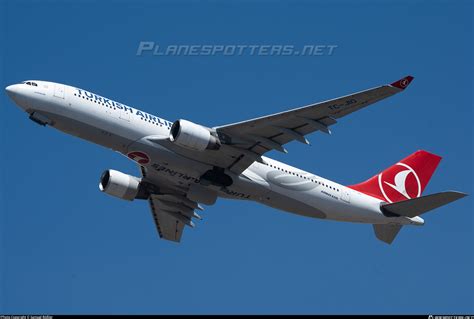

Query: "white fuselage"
<box><xmin>6</xmin><ymin>80</ymin><xmax>422</xmax><ymax>226</ymax></box>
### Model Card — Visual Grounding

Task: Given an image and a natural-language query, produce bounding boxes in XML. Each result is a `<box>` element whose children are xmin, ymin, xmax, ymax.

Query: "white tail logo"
<box><xmin>384</xmin><ymin>170</ymin><xmax>412</xmax><ymax>199</ymax></box>
<box><xmin>378</xmin><ymin>163</ymin><xmax>421</xmax><ymax>203</ymax></box>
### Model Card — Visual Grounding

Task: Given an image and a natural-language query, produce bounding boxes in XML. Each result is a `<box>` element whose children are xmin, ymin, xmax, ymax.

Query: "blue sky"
<box><xmin>1</xmin><ymin>0</ymin><xmax>472</xmax><ymax>314</ymax></box>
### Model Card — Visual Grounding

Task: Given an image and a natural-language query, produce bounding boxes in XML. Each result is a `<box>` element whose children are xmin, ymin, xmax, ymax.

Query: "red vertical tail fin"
<box><xmin>349</xmin><ymin>150</ymin><xmax>442</xmax><ymax>203</ymax></box>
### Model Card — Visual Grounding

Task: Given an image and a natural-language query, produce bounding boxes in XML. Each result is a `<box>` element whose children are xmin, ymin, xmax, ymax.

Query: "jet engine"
<box><xmin>99</xmin><ymin>169</ymin><xmax>141</xmax><ymax>201</ymax></box>
<box><xmin>169</xmin><ymin>119</ymin><xmax>220</xmax><ymax>151</ymax></box>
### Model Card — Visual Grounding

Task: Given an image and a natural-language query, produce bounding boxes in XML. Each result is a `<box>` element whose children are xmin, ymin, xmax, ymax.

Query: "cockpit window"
<box><xmin>22</xmin><ymin>81</ymin><xmax>38</xmax><ymax>87</ymax></box>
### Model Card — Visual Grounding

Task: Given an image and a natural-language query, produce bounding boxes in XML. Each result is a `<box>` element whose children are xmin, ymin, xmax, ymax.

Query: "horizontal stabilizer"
<box><xmin>381</xmin><ymin>191</ymin><xmax>467</xmax><ymax>218</ymax></box>
<box><xmin>373</xmin><ymin>224</ymin><xmax>403</xmax><ymax>244</ymax></box>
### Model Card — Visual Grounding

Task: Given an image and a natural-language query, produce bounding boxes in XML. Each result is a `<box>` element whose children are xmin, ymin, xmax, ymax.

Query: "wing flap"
<box><xmin>216</xmin><ymin>78</ymin><xmax>411</xmax><ymax>135</ymax></box>
<box><xmin>147</xmin><ymin>191</ymin><xmax>205</xmax><ymax>243</ymax></box>
<box><xmin>215</xmin><ymin>76</ymin><xmax>414</xmax><ymax>174</ymax></box>
<box><xmin>148</xmin><ymin>197</ymin><xmax>186</xmax><ymax>242</ymax></box>
<box><xmin>138</xmin><ymin>166</ymin><xmax>211</xmax><ymax>243</ymax></box>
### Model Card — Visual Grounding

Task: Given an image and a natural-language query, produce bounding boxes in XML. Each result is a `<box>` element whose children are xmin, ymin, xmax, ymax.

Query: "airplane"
<box><xmin>4</xmin><ymin>76</ymin><xmax>467</xmax><ymax>244</ymax></box>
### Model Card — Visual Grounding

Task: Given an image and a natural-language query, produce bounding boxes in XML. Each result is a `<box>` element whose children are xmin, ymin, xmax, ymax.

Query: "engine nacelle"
<box><xmin>169</xmin><ymin>119</ymin><xmax>220</xmax><ymax>151</ymax></box>
<box><xmin>99</xmin><ymin>169</ymin><xmax>141</xmax><ymax>201</ymax></box>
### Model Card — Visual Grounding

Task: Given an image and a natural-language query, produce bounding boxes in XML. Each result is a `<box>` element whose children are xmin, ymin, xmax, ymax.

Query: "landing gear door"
<box><xmin>54</xmin><ymin>84</ymin><xmax>65</xmax><ymax>99</ymax></box>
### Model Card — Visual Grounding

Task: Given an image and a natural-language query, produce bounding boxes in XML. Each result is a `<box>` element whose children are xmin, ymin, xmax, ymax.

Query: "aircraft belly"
<box><xmin>38</xmin><ymin>111</ymin><xmax>133</xmax><ymax>153</ymax></box>
<box><xmin>261</xmin><ymin>184</ymin><xmax>386</xmax><ymax>224</ymax></box>
<box><xmin>127</xmin><ymin>138</ymin><xmax>212</xmax><ymax>174</ymax></box>
<box><xmin>260</xmin><ymin>191</ymin><xmax>328</xmax><ymax>219</ymax></box>
<box><xmin>219</xmin><ymin>171</ymin><xmax>272</xmax><ymax>201</ymax></box>
<box><xmin>317</xmin><ymin>190</ymin><xmax>386</xmax><ymax>224</ymax></box>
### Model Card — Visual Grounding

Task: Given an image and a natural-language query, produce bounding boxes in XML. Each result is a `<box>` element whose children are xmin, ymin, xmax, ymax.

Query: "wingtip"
<box><xmin>390</xmin><ymin>75</ymin><xmax>414</xmax><ymax>90</ymax></box>
<box><xmin>447</xmin><ymin>191</ymin><xmax>469</xmax><ymax>198</ymax></box>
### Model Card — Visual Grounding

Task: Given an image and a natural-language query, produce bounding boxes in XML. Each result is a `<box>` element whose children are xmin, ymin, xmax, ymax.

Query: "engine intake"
<box><xmin>170</xmin><ymin>119</ymin><xmax>220</xmax><ymax>151</ymax></box>
<box><xmin>99</xmin><ymin>169</ymin><xmax>141</xmax><ymax>201</ymax></box>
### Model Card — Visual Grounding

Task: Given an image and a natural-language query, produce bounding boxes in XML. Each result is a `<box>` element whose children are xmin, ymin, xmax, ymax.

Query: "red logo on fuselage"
<box><xmin>378</xmin><ymin>163</ymin><xmax>421</xmax><ymax>203</ymax></box>
<box><xmin>127</xmin><ymin>151</ymin><xmax>150</xmax><ymax>164</ymax></box>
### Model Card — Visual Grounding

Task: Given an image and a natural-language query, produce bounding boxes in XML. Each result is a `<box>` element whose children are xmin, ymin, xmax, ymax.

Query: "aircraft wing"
<box><xmin>148</xmin><ymin>194</ymin><xmax>202</xmax><ymax>242</ymax></box>
<box><xmin>140</xmin><ymin>166</ymin><xmax>203</xmax><ymax>242</ymax></box>
<box><xmin>214</xmin><ymin>76</ymin><xmax>414</xmax><ymax>174</ymax></box>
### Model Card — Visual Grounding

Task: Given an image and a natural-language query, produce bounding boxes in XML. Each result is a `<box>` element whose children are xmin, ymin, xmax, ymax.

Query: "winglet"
<box><xmin>390</xmin><ymin>75</ymin><xmax>414</xmax><ymax>90</ymax></box>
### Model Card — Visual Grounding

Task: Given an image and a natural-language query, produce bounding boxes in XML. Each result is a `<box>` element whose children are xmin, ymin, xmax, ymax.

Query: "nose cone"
<box><xmin>5</xmin><ymin>84</ymin><xmax>19</xmax><ymax>98</ymax></box>
<box><xmin>5</xmin><ymin>84</ymin><xmax>29</xmax><ymax>110</ymax></box>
